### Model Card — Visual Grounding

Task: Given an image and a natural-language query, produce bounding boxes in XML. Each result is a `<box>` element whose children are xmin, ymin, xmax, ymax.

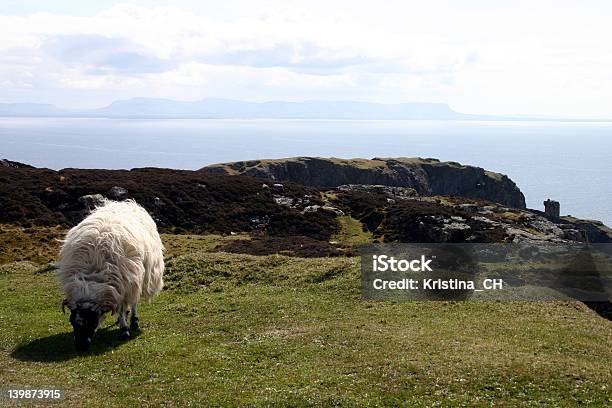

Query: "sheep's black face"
<box><xmin>69</xmin><ymin>308</ymin><xmax>104</xmax><ymax>351</ymax></box>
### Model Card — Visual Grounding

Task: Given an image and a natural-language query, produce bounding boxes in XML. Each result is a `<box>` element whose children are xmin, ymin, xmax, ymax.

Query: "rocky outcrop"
<box><xmin>0</xmin><ymin>159</ymin><xmax>33</xmax><ymax>169</ymax></box>
<box><xmin>560</xmin><ymin>216</ymin><xmax>612</xmax><ymax>243</ymax></box>
<box><xmin>1</xmin><ymin>160</ymin><xmax>608</xmax><ymax>244</ymax></box>
<box><xmin>202</xmin><ymin>157</ymin><xmax>526</xmax><ymax>209</ymax></box>
<box><xmin>329</xmin><ymin>188</ymin><xmax>611</xmax><ymax>244</ymax></box>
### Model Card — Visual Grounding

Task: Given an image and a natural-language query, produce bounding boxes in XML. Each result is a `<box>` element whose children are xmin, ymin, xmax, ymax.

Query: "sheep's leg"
<box><xmin>129</xmin><ymin>303</ymin><xmax>140</xmax><ymax>332</ymax></box>
<box><xmin>117</xmin><ymin>305</ymin><xmax>130</xmax><ymax>340</ymax></box>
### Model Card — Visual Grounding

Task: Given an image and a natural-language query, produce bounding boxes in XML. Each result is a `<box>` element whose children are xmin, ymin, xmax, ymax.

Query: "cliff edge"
<box><xmin>202</xmin><ymin>157</ymin><xmax>526</xmax><ymax>209</ymax></box>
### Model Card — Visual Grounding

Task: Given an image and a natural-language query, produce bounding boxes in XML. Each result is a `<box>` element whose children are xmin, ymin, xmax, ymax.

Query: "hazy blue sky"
<box><xmin>1</xmin><ymin>0</ymin><xmax>611</xmax><ymax>117</ymax></box>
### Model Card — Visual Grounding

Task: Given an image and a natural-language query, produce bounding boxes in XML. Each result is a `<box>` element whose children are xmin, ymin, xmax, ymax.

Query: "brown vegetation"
<box><xmin>0</xmin><ymin>165</ymin><xmax>339</xmax><ymax>240</ymax></box>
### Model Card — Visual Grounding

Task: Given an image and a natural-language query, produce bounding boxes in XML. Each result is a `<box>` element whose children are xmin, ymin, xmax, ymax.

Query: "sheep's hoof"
<box><xmin>119</xmin><ymin>328</ymin><xmax>131</xmax><ymax>340</ymax></box>
<box><xmin>130</xmin><ymin>319</ymin><xmax>140</xmax><ymax>332</ymax></box>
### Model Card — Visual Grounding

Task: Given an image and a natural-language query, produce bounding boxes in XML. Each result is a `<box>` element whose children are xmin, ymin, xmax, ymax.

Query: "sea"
<box><xmin>1</xmin><ymin>117</ymin><xmax>610</xmax><ymax>226</ymax></box>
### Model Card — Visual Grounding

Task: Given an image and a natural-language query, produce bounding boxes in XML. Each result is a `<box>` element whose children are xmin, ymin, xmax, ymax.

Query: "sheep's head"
<box><xmin>63</xmin><ymin>300</ymin><xmax>111</xmax><ymax>351</ymax></box>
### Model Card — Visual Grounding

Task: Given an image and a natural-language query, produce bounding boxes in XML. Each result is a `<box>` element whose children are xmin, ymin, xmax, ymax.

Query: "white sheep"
<box><xmin>57</xmin><ymin>199</ymin><xmax>164</xmax><ymax>350</ymax></box>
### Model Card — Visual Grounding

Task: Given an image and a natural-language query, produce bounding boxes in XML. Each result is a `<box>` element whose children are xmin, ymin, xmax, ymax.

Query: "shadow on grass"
<box><xmin>11</xmin><ymin>326</ymin><xmax>141</xmax><ymax>362</ymax></box>
<box><xmin>583</xmin><ymin>301</ymin><xmax>612</xmax><ymax>321</ymax></box>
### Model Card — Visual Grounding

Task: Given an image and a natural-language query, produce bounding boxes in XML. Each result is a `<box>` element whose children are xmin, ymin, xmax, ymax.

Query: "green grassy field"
<box><xmin>0</xmin><ymin>233</ymin><xmax>611</xmax><ymax>407</ymax></box>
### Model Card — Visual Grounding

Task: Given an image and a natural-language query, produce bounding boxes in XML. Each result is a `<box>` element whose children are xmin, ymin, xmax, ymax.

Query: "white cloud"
<box><xmin>0</xmin><ymin>0</ymin><xmax>611</xmax><ymax>117</ymax></box>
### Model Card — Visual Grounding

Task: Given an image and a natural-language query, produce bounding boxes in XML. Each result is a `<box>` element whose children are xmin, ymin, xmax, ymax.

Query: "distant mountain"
<box><xmin>93</xmin><ymin>98</ymin><xmax>470</xmax><ymax>119</ymax></box>
<box><xmin>0</xmin><ymin>98</ymin><xmax>472</xmax><ymax>120</ymax></box>
<box><xmin>1</xmin><ymin>98</ymin><xmax>606</xmax><ymax>121</ymax></box>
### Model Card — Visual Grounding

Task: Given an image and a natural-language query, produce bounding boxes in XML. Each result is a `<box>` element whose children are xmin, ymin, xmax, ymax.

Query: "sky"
<box><xmin>1</xmin><ymin>0</ymin><xmax>611</xmax><ymax>117</ymax></box>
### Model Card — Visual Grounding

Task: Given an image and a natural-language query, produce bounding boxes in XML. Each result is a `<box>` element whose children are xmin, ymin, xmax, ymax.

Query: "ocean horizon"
<box><xmin>1</xmin><ymin>117</ymin><xmax>611</xmax><ymax>226</ymax></box>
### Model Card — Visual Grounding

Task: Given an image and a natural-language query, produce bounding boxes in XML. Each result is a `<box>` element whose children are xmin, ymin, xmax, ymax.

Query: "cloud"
<box><xmin>0</xmin><ymin>1</ymin><xmax>611</xmax><ymax>116</ymax></box>
<box><xmin>199</xmin><ymin>41</ymin><xmax>375</xmax><ymax>75</ymax></box>
<box><xmin>44</xmin><ymin>34</ymin><xmax>175</xmax><ymax>74</ymax></box>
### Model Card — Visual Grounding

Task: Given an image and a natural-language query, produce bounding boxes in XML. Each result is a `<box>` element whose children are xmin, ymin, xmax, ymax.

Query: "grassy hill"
<box><xmin>0</xmin><ymin>231</ymin><xmax>610</xmax><ymax>407</ymax></box>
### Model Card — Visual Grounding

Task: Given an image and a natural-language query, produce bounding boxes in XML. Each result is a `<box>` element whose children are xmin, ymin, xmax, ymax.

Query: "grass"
<box><xmin>0</xmin><ymin>234</ymin><xmax>611</xmax><ymax>407</ymax></box>
<box><xmin>0</xmin><ymin>224</ymin><xmax>64</xmax><ymax>264</ymax></box>
<box><xmin>496</xmin><ymin>211</ymin><xmax>526</xmax><ymax>222</ymax></box>
<box><xmin>160</xmin><ymin>232</ymin><xmax>250</xmax><ymax>258</ymax></box>
<box><xmin>0</xmin><ymin>224</ymin><xmax>249</xmax><ymax>263</ymax></box>
<box><xmin>332</xmin><ymin>216</ymin><xmax>373</xmax><ymax>245</ymax></box>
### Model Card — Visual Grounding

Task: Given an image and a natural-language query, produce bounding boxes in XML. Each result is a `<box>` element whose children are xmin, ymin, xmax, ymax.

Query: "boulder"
<box><xmin>78</xmin><ymin>194</ymin><xmax>105</xmax><ymax>211</ymax></box>
<box><xmin>107</xmin><ymin>186</ymin><xmax>128</xmax><ymax>200</ymax></box>
<box><xmin>303</xmin><ymin>205</ymin><xmax>344</xmax><ymax>216</ymax></box>
<box><xmin>153</xmin><ymin>197</ymin><xmax>165</xmax><ymax>208</ymax></box>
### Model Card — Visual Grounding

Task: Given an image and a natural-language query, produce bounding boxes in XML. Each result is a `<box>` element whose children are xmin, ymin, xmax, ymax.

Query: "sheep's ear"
<box><xmin>97</xmin><ymin>291</ymin><xmax>118</xmax><ymax>315</ymax></box>
<box><xmin>61</xmin><ymin>299</ymin><xmax>70</xmax><ymax>314</ymax></box>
